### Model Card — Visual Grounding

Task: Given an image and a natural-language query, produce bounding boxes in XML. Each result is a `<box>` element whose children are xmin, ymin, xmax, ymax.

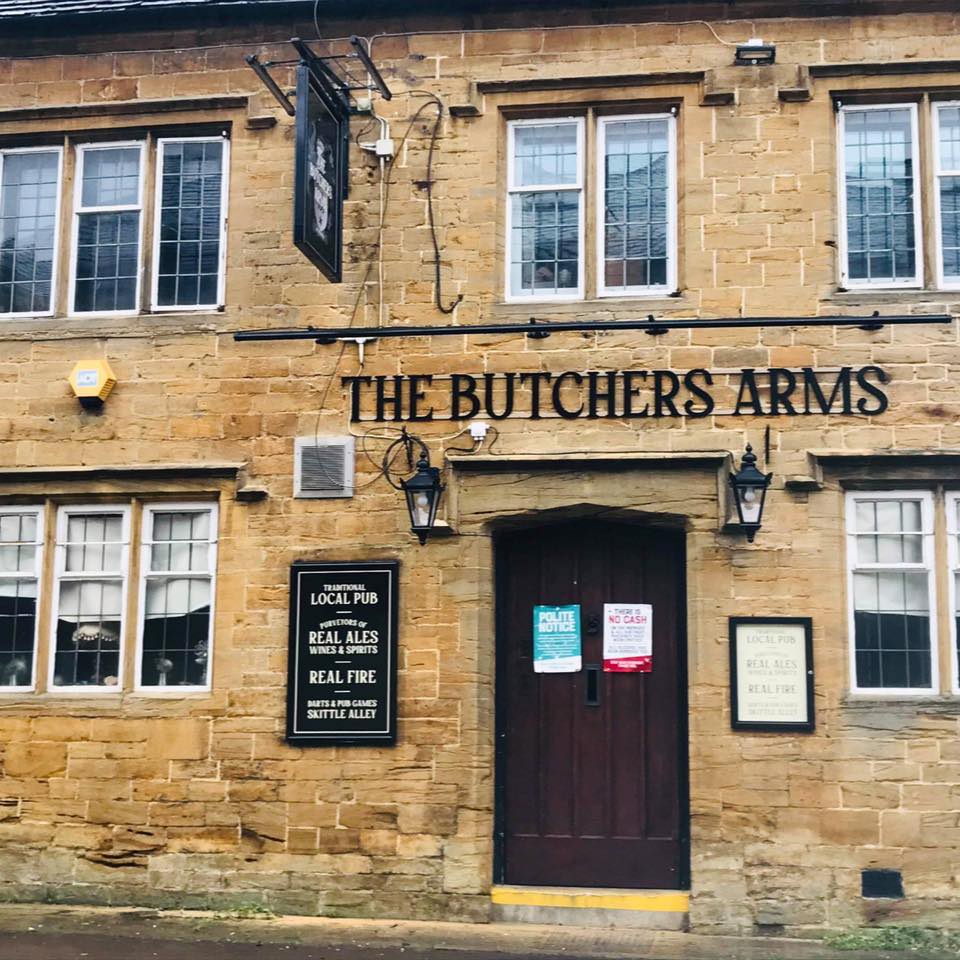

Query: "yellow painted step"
<box><xmin>491</xmin><ymin>885</ymin><xmax>689</xmax><ymax>913</ymax></box>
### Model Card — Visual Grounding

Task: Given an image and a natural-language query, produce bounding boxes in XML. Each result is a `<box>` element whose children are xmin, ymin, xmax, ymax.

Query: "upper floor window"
<box><xmin>0</xmin><ymin>133</ymin><xmax>228</xmax><ymax>319</ymax></box>
<box><xmin>838</xmin><ymin>101</ymin><xmax>960</xmax><ymax>291</ymax></box>
<box><xmin>505</xmin><ymin>111</ymin><xmax>676</xmax><ymax>303</ymax></box>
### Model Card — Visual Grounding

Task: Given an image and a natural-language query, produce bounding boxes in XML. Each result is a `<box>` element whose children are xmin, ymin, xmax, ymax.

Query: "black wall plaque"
<box><xmin>288</xmin><ymin>560</ymin><xmax>398</xmax><ymax>746</ymax></box>
<box><xmin>293</xmin><ymin>63</ymin><xmax>348</xmax><ymax>282</ymax></box>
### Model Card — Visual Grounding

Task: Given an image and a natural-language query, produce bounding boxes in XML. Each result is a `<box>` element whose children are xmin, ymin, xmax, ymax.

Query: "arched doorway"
<box><xmin>494</xmin><ymin>517</ymin><xmax>689</xmax><ymax>889</ymax></box>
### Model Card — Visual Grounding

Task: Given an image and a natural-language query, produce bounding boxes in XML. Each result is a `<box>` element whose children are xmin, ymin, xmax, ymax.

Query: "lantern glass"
<box><xmin>735</xmin><ymin>483</ymin><xmax>765</xmax><ymax>525</ymax></box>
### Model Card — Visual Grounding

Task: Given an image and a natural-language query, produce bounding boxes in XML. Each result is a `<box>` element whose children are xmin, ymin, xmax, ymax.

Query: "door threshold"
<box><xmin>491</xmin><ymin>885</ymin><xmax>688</xmax><ymax>930</ymax></box>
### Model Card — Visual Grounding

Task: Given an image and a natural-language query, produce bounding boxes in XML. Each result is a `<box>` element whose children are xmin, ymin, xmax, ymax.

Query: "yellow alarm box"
<box><xmin>69</xmin><ymin>359</ymin><xmax>117</xmax><ymax>409</ymax></box>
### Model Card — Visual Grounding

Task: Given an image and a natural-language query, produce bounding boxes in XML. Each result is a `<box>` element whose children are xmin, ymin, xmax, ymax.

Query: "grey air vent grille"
<box><xmin>294</xmin><ymin>437</ymin><xmax>355</xmax><ymax>499</ymax></box>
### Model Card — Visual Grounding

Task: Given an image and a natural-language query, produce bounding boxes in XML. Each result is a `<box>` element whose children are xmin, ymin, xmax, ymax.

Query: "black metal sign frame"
<box><xmin>293</xmin><ymin>63</ymin><xmax>349</xmax><ymax>283</ymax></box>
<box><xmin>729</xmin><ymin>616</ymin><xmax>815</xmax><ymax>733</ymax></box>
<box><xmin>287</xmin><ymin>560</ymin><xmax>399</xmax><ymax>746</ymax></box>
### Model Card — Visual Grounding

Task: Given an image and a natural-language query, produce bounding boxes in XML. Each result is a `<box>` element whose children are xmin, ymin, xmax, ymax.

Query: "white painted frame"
<box><xmin>0</xmin><ymin>145</ymin><xmax>64</xmax><ymax>320</ymax></box>
<box><xmin>48</xmin><ymin>504</ymin><xmax>131</xmax><ymax>695</ymax></box>
<box><xmin>932</xmin><ymin>102</ymin><xmax>960</xmax><ymax>291</ymax></box>
<box><xmin>836</xmin><ymin>103</ymin><xmax>924</xmax><ymax>290</ymax></box>
<box><xmin>68</xmin><ymin>140</ymin><xmax>146</xmax><ymax>317</ymax></box>
<box><xmin>946</xmin><ymin>493</ymin><xmax>960</xmax><ymax>694</ymax></box>
<box><xmin>0</xmin><ymin>505</ymin><xmax>44</xmax><ymax>693</ymax></box>
<box><xmin>150</xmin><ymin>136</ymin><xmax>230</xmax><ymax>312</ymax></box>
<box><xmin>505</xmin><ymin>116</ymin><xmax>585</xmax><ymax>303</ymax></box>
<box><xmin>135</xmin><ymin>502</ymin><xmax>218</xmax><ymax>694</ymax></box>
<box><xmin>844</xmin><ymin>490</ymin><xmax>938</xmax><ymax>696</ymax></box>
<box><xmin>596</xmin><ymin>113</ymin><xmax>678</xmax><ymax>298</ymax></box>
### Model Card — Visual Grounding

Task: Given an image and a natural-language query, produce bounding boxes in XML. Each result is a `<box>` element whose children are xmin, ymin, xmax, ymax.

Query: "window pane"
<box><xmin>513</xmin><ymin>123</ymin><xmax>579</xmax><ymax>188</ymax></box>
<box><xmin>0</xmin><ymin>151</ymin><xmax>59</xmax><ymax>314</ymax></box>
<box><xmin>853</xmin><ymin>569</ymin><xmax>931</xmax><ymax>688</ymax></box>
<box><xmin>141</xmin><ymin>577</ymin><xmax>211</xmax><ymax>686</ymax></box>
<box><xmin>140</xmin><ymin>508</ymin><xmax>214</xmax><ymax>688</ymax></box>
<box><xmin>149</xmin><ymin>510</ymin><xmax>211</xmax><ymax>573</ymax></box>
<box><xmin>603</xmin><ymin>118</ymin><xmax>671</xmax><ymax>291</ymax></box>
<box><xmin>64</xmin><ymin>513</ymin><xmax>124</xmax><ymax>572</ymax></box>
<box><xmin>843</xmin><ymin>109</ymin><xmax>916</xmax><ymax>283</ymax></box>
<box><xmin>80</xmin><ymin>146</ymin><xmax>141</xmax><ymax>207</ymax></box>
<box><xmin>53</xmin><ymin>579</ymin><xmax>122</xmax><ymax>687</ymax></box>
<box><xmin>510</xmin><ymin>191</ymin><xmax>579</xmax><ymax>296</ymax></box>
<box><xmin>155</xmin><ymin>141</ymin><xmax>224</xmax><ymax>307</ymax></box>
<box><xmin>74</xmin><ymin>211</ymin><xmax>140</xmax><ymax>312</ymax></box>
<box><xmin>939</xmin><ymin>106</ymin><xmax>960</xmax><ymax>171</ymax></box>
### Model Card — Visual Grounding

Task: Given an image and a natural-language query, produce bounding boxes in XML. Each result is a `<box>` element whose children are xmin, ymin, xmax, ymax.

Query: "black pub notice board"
<box><xmin>287</xmin><ymin>560</ymin><xmax>398</xmax><ymax>746</ymax></box>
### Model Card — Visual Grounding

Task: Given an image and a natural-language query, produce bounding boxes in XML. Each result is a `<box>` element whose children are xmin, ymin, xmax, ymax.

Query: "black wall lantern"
<box><xmin>401</xmin><ymin>451</ymin><xmax>444</xmax><ymax>545</ymax></box>
<box><xmin>729</xmin><ymin>444</ymin><xmax>772</xmax><ymax>542</ymax></box>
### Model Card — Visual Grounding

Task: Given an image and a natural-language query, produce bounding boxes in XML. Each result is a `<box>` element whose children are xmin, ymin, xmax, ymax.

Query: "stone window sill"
<box><xmin>821</xmin><ymin>289</ymin><xmax>960</xmax><ymax>306</ymax></box>
<box><xmin>488</xmin><ymin>295</ymin><xmax>692</xmax><ymax>319</ymax></box>
<box><xmin>0</xmin><ymin>310</ymin><xmax>226</xmax><ymax>341</ymax></box>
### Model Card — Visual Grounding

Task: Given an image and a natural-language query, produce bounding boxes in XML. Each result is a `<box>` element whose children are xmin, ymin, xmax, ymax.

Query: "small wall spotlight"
<box><xmin>735</xmin><ymin>39</ymin><xmax>776</xmax><ymax>66</ymax></box>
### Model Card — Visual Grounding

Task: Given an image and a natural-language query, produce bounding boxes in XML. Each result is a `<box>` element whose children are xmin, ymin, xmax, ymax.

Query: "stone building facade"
<box><xmin>1</xmin><ymin>0</ymin><xmax>960</xmax><ymax>936</ymax></box>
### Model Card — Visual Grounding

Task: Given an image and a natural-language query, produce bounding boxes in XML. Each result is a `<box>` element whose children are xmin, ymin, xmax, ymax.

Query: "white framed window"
<box><xmin>845</xmin><ymin>491</ymin><xmax>937</xmax><ymax>695</ymax></box>
<box><xmin>0</xmin><ymin>507</ymin><xmax>44</xmax><ymax>692</ymax></box>
<box><xmin>0</xmin><ymin>146</ymin><xmax>64</xmax><ymax>318</ymax></box>
<box><xmin>837</xmin><ymin>103</ymin><xmax>923</xmax><ymax>290</ymax></box>
<box><xmin>136</xmin><ymin>503</ymin><xmax>217</xmax><ymax>692</ymax></box>
<box><xmin>933</xmin><ymin>102</ymin><xmax>960</xmax><ymax>290</ymax></box>
<box><xmin>505</xmin><ymin>117</ymin><xmax>585</xmax><ymax>302</ymax></box>
<box><xmin>49</xmin><ymin>504</ymin><xmax>131</xmax><ymax>693</ymax></box>
<box><xmin>946</xmin><ymin>493</ymin><xmax>960</xmax><ymax>694</ymax></box>
<box><xmin>69</xmin><ymin>141</ymin><xmax>146</xmax><ymax>316</ymax></box>
<box><xmin>597</xmin><ymin>113</ymin><xmax>677</xmax><ymax>297</ymax></box>
<box><xmin>151</xmin><ymin>137</ymin><xmax>229</xmax><ymax>311</ymax></box>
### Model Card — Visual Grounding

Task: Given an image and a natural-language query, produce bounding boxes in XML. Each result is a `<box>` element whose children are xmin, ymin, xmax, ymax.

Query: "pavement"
<box><xmin>0</xmin><ymin>903</ymin><xmax>941</xmax><ymax>960</ymax></box>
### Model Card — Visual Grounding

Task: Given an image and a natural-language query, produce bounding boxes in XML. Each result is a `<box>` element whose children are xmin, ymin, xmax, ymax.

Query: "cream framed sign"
<box><xmin>729</xmin><ymin>617</ymin><xmax>815</xmax><ymax>732</ymax></box>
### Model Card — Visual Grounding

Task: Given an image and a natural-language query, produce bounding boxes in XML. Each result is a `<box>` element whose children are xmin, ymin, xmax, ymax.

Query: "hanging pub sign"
<box><xmin>287</xmin><ymin>560</ymin><xmax>398</xmax><ymax>746</ymax></box>
<box><xmin>294</xmin><ymin>63</ymin><xmax>348</xmax><ymax>283</ymax></box>
<box><xmin>729</xmin><ymin>617</ymin><xmax>814</xmax><ymax>732</ymax></box>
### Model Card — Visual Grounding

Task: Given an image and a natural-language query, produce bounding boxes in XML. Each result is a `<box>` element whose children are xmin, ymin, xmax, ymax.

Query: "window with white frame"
<box><xmin>506</xmin><ymin>111</ymin><xmax>677</xmax><ymax>302</ymax></box>
<box><xmin>0</xmin><ymin>133</ymin><xmax>228</xmax><ymax>319</ymax></box>
<box><xmin>0</xmin><ymin>499</ymin><xmax>218</xmax><ymax>695</ymax></box>
<box><xmin>934</xmin><ymin>103</ymin><xmax>960</xmax><ymax>288</ymax></box>
<box><xmin>138</xmin><ymin>505</ymin><xmax>216</xmax><ymax>690</ymax></box>
<box><xmin>838</xmin><ymin>105</ymin><xmax>921</xmax><ymax>288</ymax></box>
<box><xmin>837</xmin><ymin>100</ymin><xmax>960</xmax><ymax>291</ymax></box>
<box><xmin>51</xmin><ymin>506</ymin><xmax>130</xmax><ymax>689</ymax></box>
<box><xmin>507</xmin><ymin>118</ymin><xmax>584</xmax><ymax>300</ymax></box>
<box><xmin>0</xmin><ymin>508</ymin><xmax>43</xmax><ymax>690</ymax></box>
<box><xmin>846</xmin><ymin>492</ymin><xmax>936</xmax><ymax>693</ymax></box>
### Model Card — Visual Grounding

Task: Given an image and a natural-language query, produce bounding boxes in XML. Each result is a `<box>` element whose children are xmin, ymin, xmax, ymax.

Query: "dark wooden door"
<box><xmin>496</xmin><ymin>520</ymin><xmax>688</xmax><ymax>889</ymax></box>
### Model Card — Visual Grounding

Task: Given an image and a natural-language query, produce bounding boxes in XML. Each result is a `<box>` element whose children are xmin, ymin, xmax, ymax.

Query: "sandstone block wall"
<box><xmin>1</xmin><ymin>2</ymin><xmax>960</xmax><ymax>933</ymax></box>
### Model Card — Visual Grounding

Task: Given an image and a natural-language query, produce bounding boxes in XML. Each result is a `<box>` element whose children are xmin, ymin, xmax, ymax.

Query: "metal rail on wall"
<box><xmin>234</xmin><ymin>313</ymin><xmax>954</xmax><ymax>344</ymax></box>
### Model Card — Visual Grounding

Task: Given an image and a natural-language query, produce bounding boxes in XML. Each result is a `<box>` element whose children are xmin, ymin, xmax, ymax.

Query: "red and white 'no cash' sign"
<box><xmin>602</xmin><ymin>603</ymin><xmax>653</xmax><ymax>673</ymax></box>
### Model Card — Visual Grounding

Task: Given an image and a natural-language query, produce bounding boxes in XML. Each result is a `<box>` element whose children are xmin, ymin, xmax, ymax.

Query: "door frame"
<box><xmin>492</xmin><ymin>515</ymin><xmax>691</xmax><ymax>889</ymax></box>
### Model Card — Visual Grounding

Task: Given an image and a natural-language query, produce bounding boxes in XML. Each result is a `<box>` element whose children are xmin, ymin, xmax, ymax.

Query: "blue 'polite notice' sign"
<box><xmin>533</xmin><ymin>605</ymin><xmax>582</xmax><ymax>673</ymax></box>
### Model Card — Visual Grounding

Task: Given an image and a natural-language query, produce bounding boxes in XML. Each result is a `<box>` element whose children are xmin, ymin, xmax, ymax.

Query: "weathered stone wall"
<box><xmin>2</xmin><ymin>2</ymin><xmax>960</xmax><ymax>934</ymax></box>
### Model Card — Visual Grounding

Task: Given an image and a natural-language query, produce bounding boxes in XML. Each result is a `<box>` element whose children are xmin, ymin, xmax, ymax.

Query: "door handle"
<box><xmin>585</xmin><ymin>663</ymin><xmax>601</xmax><ymax>706</ymax></box>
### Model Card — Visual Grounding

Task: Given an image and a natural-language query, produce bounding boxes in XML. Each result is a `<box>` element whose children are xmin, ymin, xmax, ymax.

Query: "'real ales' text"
<box><xmin>342</xmin><ymin>366</ymin><xmax>889</xmax><ymax>422</ymax></box>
